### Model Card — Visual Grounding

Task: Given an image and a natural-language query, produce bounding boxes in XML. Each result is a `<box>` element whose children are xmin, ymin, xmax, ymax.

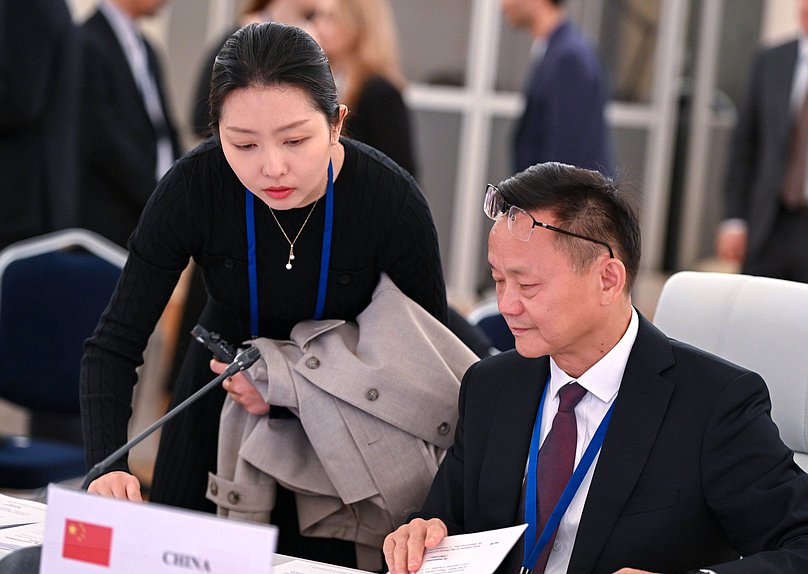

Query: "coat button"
<box><xmin>306</xmin><ymin>356</ymin><xmax>320</xmax><ymax>369</ymax></box>
<box><xmin>437</xmin><ymin>422</ymin><xmax>451</xmax><ymax>435</ymax></box>
<box><xmin>209</xmin><ymin>481</ymin><xmax>218</xmax><ymax>496</ymax></box>
<box><xmin>224</xmin><ymin>258</ymin><xmax>234</xmax><ymax>269</ymax></box>
<box><xmin>339</xmin><ymin>274</ymin><xmax>351</xmax><ymax>285</ymax></box>
<box><xmin>227</xmin><ymin>491</ymin><xmax>240</xmax><ymax>505</ymax></box>
<box><xmin>365</xmin><ymin>388</ymin><xmax>379</xmax><ymax>401</ymax></box>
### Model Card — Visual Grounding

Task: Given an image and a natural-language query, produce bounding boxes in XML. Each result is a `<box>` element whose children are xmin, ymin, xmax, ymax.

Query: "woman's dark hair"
<box><xmin>209</xmin><ymin>22</ymin><xmax>340</xmax><ymax>137</ymax></box>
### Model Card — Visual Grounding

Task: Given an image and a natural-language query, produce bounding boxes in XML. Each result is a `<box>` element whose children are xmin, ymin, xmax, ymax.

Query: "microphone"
<box><xmin>0</xmin><ymin>349</ymin><xmax>262</xmax><ymax>574</ymax></box>
<box><xmin>80</xmin><ymin>346</ymin><xmax>261</xmax><ymax>490</ymax></box>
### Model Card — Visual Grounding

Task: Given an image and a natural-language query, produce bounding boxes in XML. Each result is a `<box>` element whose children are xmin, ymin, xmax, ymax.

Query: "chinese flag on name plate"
<box><xmin>63</xmin><ymin>519</ymin><xmax>113</xmax><ymax>567</ymax></box>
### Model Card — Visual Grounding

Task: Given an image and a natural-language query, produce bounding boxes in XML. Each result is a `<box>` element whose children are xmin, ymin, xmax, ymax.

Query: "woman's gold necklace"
<box><xmin>269</xmin><ymin>200</ymin><xmax>319</xmax><ymax>270</ymax></box>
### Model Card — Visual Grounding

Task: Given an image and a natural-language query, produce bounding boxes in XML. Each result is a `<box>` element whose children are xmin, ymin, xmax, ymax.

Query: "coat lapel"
<box><xmin>478</xmin><ymin>355</ymin><xmax>549</xmax><ymax>528</ymax></box>
<box><xmin>569</xmin><ymin>315</ymin><xmax>676</xmax><ymax>572</ymax></box>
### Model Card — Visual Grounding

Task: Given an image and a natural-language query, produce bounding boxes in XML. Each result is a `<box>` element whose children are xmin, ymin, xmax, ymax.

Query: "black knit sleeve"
<box><xmin>349</xmin><ymin>76</ymin><xmax>418</xmax><ymax>179</ymax></box>
<box><xmin>79</xmin><ymin>162</ymin><xmax>199</xmax><ymax>472</ymax></box>
<box><xmin>379</xmin><ymin>174</ymin><xmax>448</xmax><ymax>325</ymax></box>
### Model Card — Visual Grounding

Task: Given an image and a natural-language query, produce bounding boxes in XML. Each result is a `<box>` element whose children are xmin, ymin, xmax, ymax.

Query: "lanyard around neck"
<box><xmin>245</xmin><ymin>160</ymin><xmax>334</xmax><ymax>337</ymax></box>
<box><xmin>522</xmin><ymin>377</ymin><xmax>616</xmax><ymax>574</ymax></box>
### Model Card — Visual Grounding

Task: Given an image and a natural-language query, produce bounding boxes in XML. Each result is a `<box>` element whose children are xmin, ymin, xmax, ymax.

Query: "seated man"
<box><xmin>384</xmin><ymin>162</ymin><xmax>808</xmax><ymax>574</ymax></box>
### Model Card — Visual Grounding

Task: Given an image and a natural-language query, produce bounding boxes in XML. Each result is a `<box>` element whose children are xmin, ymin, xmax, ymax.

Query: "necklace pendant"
<box><xmin>286</xmin><ymin>246</ymin><xmax>294</xmax><ymax>270</ymax></box>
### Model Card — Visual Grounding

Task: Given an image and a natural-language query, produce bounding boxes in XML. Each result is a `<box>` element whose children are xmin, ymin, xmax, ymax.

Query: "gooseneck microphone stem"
<box><xmin>80</xmin><ymin>346</ymin><xmax>261</xmax><ymax>491</ymax></box>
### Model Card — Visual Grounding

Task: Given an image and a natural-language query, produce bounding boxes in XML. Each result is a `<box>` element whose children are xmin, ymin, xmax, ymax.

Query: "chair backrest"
<box><xmin>653</xmin><ymin>271</ymin><xmax>808</xmax><ymax>470</ymax></box>
<box><xmin>0</xmin><ymin>229</ymin><xmax>126</xmax><ymax>414</ymax></box>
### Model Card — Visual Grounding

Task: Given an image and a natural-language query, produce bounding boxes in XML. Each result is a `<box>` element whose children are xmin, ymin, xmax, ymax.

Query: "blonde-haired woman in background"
<box><xmin>313</xmin><ymin>0</ymin><xmax>418</xmax><ymax>177</ymax></box>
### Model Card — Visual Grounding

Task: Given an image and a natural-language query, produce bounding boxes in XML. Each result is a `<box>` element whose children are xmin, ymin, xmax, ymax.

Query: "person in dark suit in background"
<box><xmin>502</xmin><ymin>0</ymin><xmax>613</xmax><ymax>176</ymax></box>
<box><xmin>717</xmin><ymin>0</ymin><xmax>808</xmax><ymax>282</ymax></box>
<box><xmin>312</xmin><ymin>0</ymin><xmax>417</xmax><ymax>178</ymax></box>
<box><xmin>0</xmin><ymin>0</ymin><xmax>80</xmax><ymax>249</ymax></box>
<box><xmin>385</xmin><ymin>162</ymin><xmax>808</xmax><ymax>574</ymax></box>
<box><xmin>78</xmin><ymin>0</ymin><xmax>181</xmax><ymax>248</ymax></box>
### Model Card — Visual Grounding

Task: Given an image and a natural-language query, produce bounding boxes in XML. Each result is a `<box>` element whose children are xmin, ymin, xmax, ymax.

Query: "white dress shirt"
<box><xmin>99</xmin><ymin>1</ymin><xmax>174</xmax><ymax>180</ymax></box>
<box><xmin>538</xmin><ymin>307</ymin><xmax>639</xmax><ymax>574</ymax></box>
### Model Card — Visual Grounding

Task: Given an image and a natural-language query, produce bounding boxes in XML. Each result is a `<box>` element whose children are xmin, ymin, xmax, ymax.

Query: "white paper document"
<box><xmin>273</xmin><ymin>555</ymin><xmax>374</xmax><ymax>574</ymax></box>
<box><xmin>413</xmin><ymin>524</ymin><xmax>527</xmax><ymax>574</ymax></box>
<box><xmin>0</xmin><ymin>492</ymin><xmax>46</xmax><ymax>528</ymax></box>
<box><xmin>0</xmin><ymin>493</ymin><xmax>46</xmax><ymax>557</ymax></box>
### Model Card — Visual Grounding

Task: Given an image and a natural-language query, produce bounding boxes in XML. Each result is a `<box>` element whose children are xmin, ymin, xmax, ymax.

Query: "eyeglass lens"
<box><xmin>506</xmin><ymin>207</ymin><xmax>534</xmax><ymax>241</ymax></box>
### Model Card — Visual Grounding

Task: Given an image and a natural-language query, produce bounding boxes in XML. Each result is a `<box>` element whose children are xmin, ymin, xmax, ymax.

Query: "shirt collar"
<box><xmin>99</xmin><ymin>1</ymin><xmax>142</xmax><ymax>53</ymax></box>
<box><xmin>549</xmin><ymin>307</ymin><xmax>639</xmax><ymax>404</ymax></box>
<box><xmin>799</xmin><ymin>35</ymin><xmax>808</xmax><ymax>62</ymax></box>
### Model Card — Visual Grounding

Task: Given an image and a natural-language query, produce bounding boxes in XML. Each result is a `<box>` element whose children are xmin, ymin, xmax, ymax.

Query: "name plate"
<box><xmin>41</xmin><ymin>485</ymin><xmax>277</xmax><ymax>573</ymax></box>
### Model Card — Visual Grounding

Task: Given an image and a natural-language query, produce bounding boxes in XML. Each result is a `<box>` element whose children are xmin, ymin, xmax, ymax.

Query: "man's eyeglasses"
<box><xmin>483</xmin><ymin>184</ymin><xmax>614</xmax><ymax>258</ymax></box>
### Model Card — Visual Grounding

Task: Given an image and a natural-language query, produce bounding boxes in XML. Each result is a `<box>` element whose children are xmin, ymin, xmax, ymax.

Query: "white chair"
<box><xmin>653</xmin><ymin>271</ymin><xmax>808</xmax><ymax>471</ymax></box>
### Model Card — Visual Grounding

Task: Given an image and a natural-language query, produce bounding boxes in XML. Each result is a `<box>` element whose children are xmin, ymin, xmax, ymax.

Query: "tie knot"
<box><xmin>557</xmin><ymin>382</ymin><xmax>587</xmax><ymax>413</ymax></box>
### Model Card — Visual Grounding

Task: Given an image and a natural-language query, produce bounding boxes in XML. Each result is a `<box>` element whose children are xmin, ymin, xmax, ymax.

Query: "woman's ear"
<box><xmin>332</xmin><ymin>104</ymin><xmax>348</xmax><ymax>143</ymax></box>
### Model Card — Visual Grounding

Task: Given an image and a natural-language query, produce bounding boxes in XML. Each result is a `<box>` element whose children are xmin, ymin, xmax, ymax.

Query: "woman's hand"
<box><xmin>87</xmin><ymin>471</ymin><xmax>142</xmax><ymax>501</ymax></box>
<box><xmin>210</xmin><ymin>359</ymin><xmax>269</xmax><ymax>415</ymax></box>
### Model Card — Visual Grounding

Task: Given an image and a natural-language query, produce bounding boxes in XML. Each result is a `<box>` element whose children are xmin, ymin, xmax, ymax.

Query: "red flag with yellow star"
<box><xmin>63</xmin><ymin>518</ymin><xmax>113</xmax><ymax>566</ymax></box>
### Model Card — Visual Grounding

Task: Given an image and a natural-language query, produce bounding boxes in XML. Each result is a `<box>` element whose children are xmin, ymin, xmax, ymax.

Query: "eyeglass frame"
<box><xmin>483</xmin><ymin>184</ymin><xmax>615</xmax><ymax>259</ymax></box>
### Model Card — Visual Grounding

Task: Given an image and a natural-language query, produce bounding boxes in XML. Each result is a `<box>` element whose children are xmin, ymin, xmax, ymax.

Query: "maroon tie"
<box><xmin>783</xmin><ymin>89</ymin><xmax>808</xmax><ymax>209</ymax></box>
<box><xmin>534</xmin><ymin>382</ymin><xmax>588</xmax><ymax>573</ymax></box>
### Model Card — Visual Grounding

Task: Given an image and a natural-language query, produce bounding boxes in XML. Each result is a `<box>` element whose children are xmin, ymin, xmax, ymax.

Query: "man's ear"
<box><xmin>599</xmin><ymin>256</ymin><xmax>627</xmax><ymax>304</ymax></box>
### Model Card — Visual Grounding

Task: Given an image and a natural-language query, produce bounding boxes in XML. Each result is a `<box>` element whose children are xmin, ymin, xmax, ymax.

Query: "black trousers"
<box><xmin>744</xmin><ymin>206</ymin><xmax>808</xmax><ymax>283</ymax></box>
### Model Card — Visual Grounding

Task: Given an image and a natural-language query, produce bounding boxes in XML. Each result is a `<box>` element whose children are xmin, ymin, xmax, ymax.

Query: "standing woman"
<box><xmin>312</xmin><ymin>0</ymin><xmax>418</xmax><ymax>177</ymax></box>
<box><xmin>80</xmin><ymin>22</ymin><xmax>447</xmax><ymax>566</ymax></box>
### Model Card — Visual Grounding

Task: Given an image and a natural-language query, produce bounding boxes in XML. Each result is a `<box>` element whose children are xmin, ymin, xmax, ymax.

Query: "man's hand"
<box><xmin>383</xmin><ymin>518</ymin><xmax>448</xmax><ymax>574</ymax></box>
<box><xmin>87</xmin><ymin>470</ymin><xmax>142</xmax><ymax>501</ymax></box>
<box><xmin>716</xmin><ymin>226</ymin><xmax>747</xmax><ymax>263</ymax></box>
<box><xmin>210</xmin><ymin>359</ymin><xmax>269</xmax><ymax>415</ymax></box>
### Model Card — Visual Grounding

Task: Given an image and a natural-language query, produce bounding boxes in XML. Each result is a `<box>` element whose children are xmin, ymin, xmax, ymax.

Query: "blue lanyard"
<box><xmin>245</xmin><ymin>161</ymin><xmax>334</xmax><ymax>337</ymax></box>
<box><xmin>523</xmin><ymin>377</ymin><xmax>616</xmax><ymax>573</ymax></box>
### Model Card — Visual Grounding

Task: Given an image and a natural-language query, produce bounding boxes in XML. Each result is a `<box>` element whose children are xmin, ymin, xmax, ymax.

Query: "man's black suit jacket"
<box><xmin>0</xmin><ymin>0</ymin><xmax>80</xmax><ymax>248</ymax></box>
<box><xmin>78</xmin><ymin>9</ymin><xmax>180</xmax><ymax>248</ymax></box>
<box><xmin>723</xmin><ymin>39</ymin><xmax>798</xmax><ymax>263</ymax></box>
<box><xmin>416</xmin><ymin>314</ymin><xmax>808</xmax><ymax>573</ymax></box>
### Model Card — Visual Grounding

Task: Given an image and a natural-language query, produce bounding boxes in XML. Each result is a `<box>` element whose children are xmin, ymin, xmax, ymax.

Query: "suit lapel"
<box><xmin>478</xmin><ymin>355</ymin><xmax>549</xmax><ymax>528</ymax></box>
<box><xmin>569</xmin><ymin>316</ymin><xmax>676</xmax><ymax>572</ymax></box>
<box><xmin>773</xmin><ymin>40</ymin><xmax>800</xmax><ymax>153</ymax></box>
<box><xmin>93</xmin><ymin>11</ymin><xmax>154</xmax><ymax>126</ymax></box>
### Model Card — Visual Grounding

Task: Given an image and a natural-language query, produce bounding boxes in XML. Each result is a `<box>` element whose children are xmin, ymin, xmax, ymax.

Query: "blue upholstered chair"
<box><xmin>466</xmin><ymin>298</ymin><xmax>515</xmax><ymax>354</ymax></box>
<box><xmin>0</xmin><ymin>229</ymin><xmax>126</xmax><ymax>489</ymax></box>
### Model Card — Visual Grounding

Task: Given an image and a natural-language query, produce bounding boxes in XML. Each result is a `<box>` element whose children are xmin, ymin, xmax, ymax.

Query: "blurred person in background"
<box><xmin>0</xmin><ymin>0</ymin><xmax>80</xmax><ymax>249</ymax></box>
<box><xmin>78</xmin><ymin>0</ymin><xmax>181</xmax><ymax>248</ymax></box>
<box><xmin>312</xmin><ymin>0</ymin><xmax>417</xmax><ymax>178</ymax></box>
<box><xmin>502</xmin><ymin>0</ymin><xmax>613</xmax><ymax>177</ymax></box>
<box><xmin>717</xmin><ymin>0</ymin><xmax>808</xmax><ymax>282</ymax></box>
